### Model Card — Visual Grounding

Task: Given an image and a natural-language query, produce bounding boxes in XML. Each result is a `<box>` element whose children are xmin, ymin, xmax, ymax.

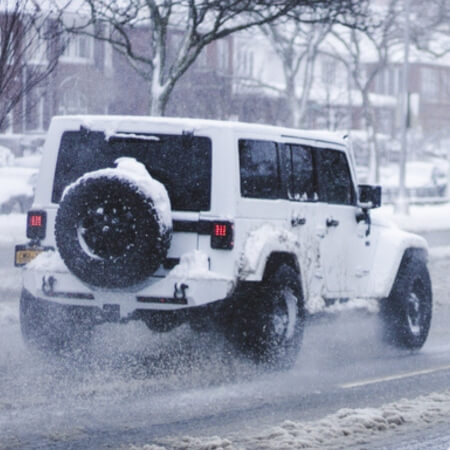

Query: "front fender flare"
<box><xmin>368</xmin><ymin>227</ymin><xmax>428</xmax><ymax>298</ymax></box>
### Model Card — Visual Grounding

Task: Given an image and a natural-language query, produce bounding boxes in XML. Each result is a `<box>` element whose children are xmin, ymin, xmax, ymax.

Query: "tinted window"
<box><xmin>288</xmin><ymin>144</ymin><xmax>315</xmax><ymax>201</ymax></box>
<box><xmin>315</xmin><ymin>149</ymin><xmax>354</xmax><ymax>205</ymax></box>
<box><xmin>239</xmin><ymin>139</ymin><xmax>282</xmax><ymax>199</ymax></box>
<box><xmin>53</xmin><ymin>130</ymin><xmax>212</xmax><ymax>211</ymax></box>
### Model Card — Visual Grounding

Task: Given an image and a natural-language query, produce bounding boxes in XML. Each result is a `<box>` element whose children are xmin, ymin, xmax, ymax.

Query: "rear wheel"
<box><xmin>380</xmin><ymin>253</ymin><xmax>432</xmax><ymax>349</ymax></box>
<box><xmin>227</xmin><ymin>264</ymin><xmax>305</xmax><ymax>369</ymax></box>
<box><xmin>20</xmin><ymin>290</ymin><xmax>95</xmax><ymax>354</ymax></box>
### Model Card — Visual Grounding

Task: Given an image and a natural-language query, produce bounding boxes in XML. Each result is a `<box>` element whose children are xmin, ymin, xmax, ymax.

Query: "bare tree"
<box><xmin>259</xmin><ymin>19</ymin><xmax>332</xmax><ymax>128</ymax></box>
<box><xmin>410</xmin><ymin>0</ymin><xmax>450</xmax><ymax>58</ymax></box>
<box><xmin>57</xmin><ymin>0</ymin><xmax>367</xmax><ymax>116</ymax></box>
<box><xmin>321</xmin><ymin>0</ymin><xmax>402</xmax><ymax>183</ymax></box>
<box><xmin>0</xmin><ymin>0</ymin><xmax>66</xmax><ymax>132</ymax></box>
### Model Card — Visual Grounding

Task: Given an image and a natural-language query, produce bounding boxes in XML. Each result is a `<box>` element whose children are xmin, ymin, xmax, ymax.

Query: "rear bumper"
<box><xmin>22</xmin><ymin>264</ymin><xmax>235</xmax><ymax>319</ymax></box>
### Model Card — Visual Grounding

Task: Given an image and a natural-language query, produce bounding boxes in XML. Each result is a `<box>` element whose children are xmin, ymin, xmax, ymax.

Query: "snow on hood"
<box><xmin>62</xmin><ymin>157</ymin><xmax>172</xmax><ymax>231</ymax></box>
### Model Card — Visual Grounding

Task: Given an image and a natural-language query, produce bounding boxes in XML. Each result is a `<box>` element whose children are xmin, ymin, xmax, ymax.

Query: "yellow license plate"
<box><xmin>15</xmin><ymin>247</ymin><xmax>44</xmax><ymax>267</ymax></box>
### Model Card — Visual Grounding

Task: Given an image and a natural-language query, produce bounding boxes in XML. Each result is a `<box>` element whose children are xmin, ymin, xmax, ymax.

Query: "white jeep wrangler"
<box><xmin>16</xmin><ymin>116</ymin><xmax>432</xmax><ymax>367</ymax></box>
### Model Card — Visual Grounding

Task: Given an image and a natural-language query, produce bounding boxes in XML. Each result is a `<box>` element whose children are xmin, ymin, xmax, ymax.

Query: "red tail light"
<box><xmin>211</xmin><ymin>221</ymin><xmax>234</xmax><ymax>249</ymax></box>
<box><xmin>27</xmin><ymin>210</ymin><xmax>47</xmax><ymax>240</ymax></box>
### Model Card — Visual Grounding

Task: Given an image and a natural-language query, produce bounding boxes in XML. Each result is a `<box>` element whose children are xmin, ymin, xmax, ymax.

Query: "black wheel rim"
<box><xmin>406</xmin><ymin>280</ymin><xmax>425</xmax><ymax>337</ymax></box>
<box><xmin>77</xmin><ymin>200</ymin><xmax>137</xmax><ymax>260</ymax></box>
<box><xmin>272</xmin><ymin>287</ymin><xmax>298</xmax><ymax>342</ymax></box>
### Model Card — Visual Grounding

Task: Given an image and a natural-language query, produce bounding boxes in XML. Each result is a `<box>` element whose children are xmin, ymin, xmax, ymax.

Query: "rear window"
<box><xmin>52</xmin><ymin>130</ymin><xmax>212</xmax><ymax>212</ymax></box>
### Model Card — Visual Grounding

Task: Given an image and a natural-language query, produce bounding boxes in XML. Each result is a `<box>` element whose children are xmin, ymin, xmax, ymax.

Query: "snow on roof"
<box><xmin>51</xmin><ymin>115</ymin><xmax>348</xmax><ymax>146</ymax></box>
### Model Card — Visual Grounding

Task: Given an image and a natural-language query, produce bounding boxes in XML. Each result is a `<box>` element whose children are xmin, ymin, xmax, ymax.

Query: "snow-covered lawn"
<box><xmin>374</xmin><ymin>201</ymin><xmax>450</xmax><ymax>232</ymax></box>
<box><xmin>0</xmin><ymin>213</ymin><xmax>26</xmax><ymax>245</ymax></box>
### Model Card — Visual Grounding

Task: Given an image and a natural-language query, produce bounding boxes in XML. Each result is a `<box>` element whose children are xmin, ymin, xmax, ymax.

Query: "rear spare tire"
<box><xmin>55</xmin><ymin>158</ymin><xmax>171</xmax><ymax>288</ymax></box>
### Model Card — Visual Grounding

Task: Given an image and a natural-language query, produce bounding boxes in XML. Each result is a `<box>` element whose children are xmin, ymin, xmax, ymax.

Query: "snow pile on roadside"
<box><xmin>375</xmin><ymin>202</ymin><xmax>450</xmax><ymax>232</ymax></box>
<box><xmin>0</xmin><ymin>213</ymin><xmax>25</xmax><ymax>245</ymax></box>
<box><xmin>429</xmin><ymin>245</ymin><xmax>450</xmax><ymax>260</ymax></box>
<box><xmin>0</xmin><ymin>301</ymin><xmax>18</xmax><ymax>326</ymax></box>
<box><xmin>149</xmin><ymin>390</ymin><xmax>450</xmax><ymax>449</ymax></box>
<box><xmin>0</xmin><ymin>268</ymin><xmax>22</xmax><ymax>293</ymax></box>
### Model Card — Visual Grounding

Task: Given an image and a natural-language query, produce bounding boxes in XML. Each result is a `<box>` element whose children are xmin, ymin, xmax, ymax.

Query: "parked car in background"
<box><xmin>356</xmin><ymin>161</ymin><xmax>447</xmax><ymax>204</ymax></box>
<box><xmin>0</xmin><ymin>147</ymin><xmax>41</xmax><ymax>214</ymax></box>
<box><xmin>0</xmin><ymin>145</ymin><xmax>15</xmax><ymax>166</ymax></box>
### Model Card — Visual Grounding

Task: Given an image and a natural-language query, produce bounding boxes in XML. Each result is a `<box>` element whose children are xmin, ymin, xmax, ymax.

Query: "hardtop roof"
<box><xmin>52</xmin><ymin>115</ymin><xmax>347</xmax><ymax>148</ymax></box>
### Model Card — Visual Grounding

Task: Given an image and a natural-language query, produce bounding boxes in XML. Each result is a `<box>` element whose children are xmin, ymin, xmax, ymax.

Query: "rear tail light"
<box><xmin>211</xmin><ymin>221</ymin><xmax>234</xmax><ymax>249</ymax></box>
<box><xmin>27</xmin><ymin>210</ymin><xmax>47</xmax><ymax>240</ymax></box>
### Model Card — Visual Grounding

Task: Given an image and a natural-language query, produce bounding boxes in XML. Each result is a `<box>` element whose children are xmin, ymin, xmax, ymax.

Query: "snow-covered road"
<box><xmin>1</xmin><ymin>211</ymin><xmax>450</xmax><ymax>449</ymax></box>
<box><xmin>1</xmin><ymin>252</ymin><xmax>450</xmax><ymax>449</ymax></box>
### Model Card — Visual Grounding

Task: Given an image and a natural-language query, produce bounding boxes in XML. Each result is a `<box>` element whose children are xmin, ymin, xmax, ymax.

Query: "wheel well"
<box><xmin>399</xmin><ymin>247</ymin><xmax>428</xmax><ymax>268</ymax></box>
<box><xmin>262</xmin><ymin>252</ymin><xmax>300</xmax><ymax>282</ymax></box>
<box><xmin>387</xmin><ymin>247</ymin><xmax>428</xmax><ymax>298</ymax></box>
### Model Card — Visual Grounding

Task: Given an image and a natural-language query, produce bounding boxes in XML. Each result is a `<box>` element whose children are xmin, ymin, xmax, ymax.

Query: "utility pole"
<box><xmin>396</xmin><ymin>0</ymin><xmax>411</xmax><ymax>214</ymax></box>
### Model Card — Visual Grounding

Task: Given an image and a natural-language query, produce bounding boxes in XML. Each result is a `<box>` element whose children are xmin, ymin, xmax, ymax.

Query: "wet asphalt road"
<box><xmin>1</xmin><ymin>240</ymin><xmax>450</xmax><ymax>449</ymax></box>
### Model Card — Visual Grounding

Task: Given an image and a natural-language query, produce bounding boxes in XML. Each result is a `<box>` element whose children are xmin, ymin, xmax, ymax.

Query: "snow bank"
<box><xmin>153</xmin><ymin>390</ymin><xmax>450</xmax><ymax>449</ymax></box>
<box><xmin>62</xmin><ymin>157</ymin><xmax>172</xmax><ymax>230</ymax></box>
<box><xmin>0</xmin><ymin>166</ymin><xmax>35</xmax><ymax>205</ymax></box>
<box><xmin>0</xmin><ymin>268</ymin><xmax>22</xmax><ymax>294</ymax></box>
<box><xmin>374</xmin><ymin>202</ymin><xmax>450</xmax><ymax>232</ymax></box>
<box><xmin>0</xmin><ymin>301</ymin><xmax>18</xmax><ymax>327</ymax></box>
<box><xmin>0</xmin><ymin>213</ymin><xmax>26</xmax><ymax>245</ymax></box>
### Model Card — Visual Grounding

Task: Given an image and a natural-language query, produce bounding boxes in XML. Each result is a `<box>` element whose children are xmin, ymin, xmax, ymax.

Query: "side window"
<box><xmin>239</xmin><ymin>139</ymin><xmax>282</xmax><ymax>199</ymax></box>
<box><xmin>315</xmin><ymin>149</ymin><xmax>355</xmax><ymax>205</ymax></box>
<box><xmin>287</xmin><ymin>144</ymin><xmax>315</xmax><ymax>201</ymax></box>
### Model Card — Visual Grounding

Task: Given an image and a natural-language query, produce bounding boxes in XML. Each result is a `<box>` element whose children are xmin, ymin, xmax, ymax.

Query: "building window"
<box><xmin>27</xmin><ymin>30</ymin><xmax>48</xmax><ymax>64</ymax></box>
<box><xmin>104</xmin><ymin>41</ymin><xmax>113</xmax><ymax>74</ymax></box>
<box><xmin>25</xmin><ymin>87</ymin><xmax>46</xmax><ymax>132</ymax></box>
<box><xmin>58</xmin><ymin>88</ymin><xmax>88</xmax><ymax>115</ymax></box>
<box><xmin>236</xmin><ymin>47</ymin><xmax>254</xmax><ymax>77</ymax></box>
<box><xmin>321</xmin><ymin>58</ymin><xmax>336</xmax><ymax>85</ymax></box>
<box><xmin>421</xmin><ymin>67</ymin><xmax>440</xmax><ymax>101</ymax></box>
<box><xmin>217</xmin><ymin>39</ymin><xmax>230</xmax><ymax>72</ymax></box>
<box><xmin>61</xmin><ymin>33</ymin><xmax>94</xmax><ymax>63</ymax></box>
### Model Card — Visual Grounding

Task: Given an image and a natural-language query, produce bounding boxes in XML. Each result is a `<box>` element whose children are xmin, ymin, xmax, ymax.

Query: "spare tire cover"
<box><xmin>55</xmin><ymin>168</ymin><xmax>171</xmax><ymax>289</ymax></box>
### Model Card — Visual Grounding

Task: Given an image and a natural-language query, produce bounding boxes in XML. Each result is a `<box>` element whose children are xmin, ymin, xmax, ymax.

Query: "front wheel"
<box><xmin>380</xmin><ymin>254</ymin><xmax>432</xmax><ymax>350</ymax></box>
<box><xmin>227</xmin><ymin>264</ymin><xmax>305</xmax><ymax>369</ymax></box>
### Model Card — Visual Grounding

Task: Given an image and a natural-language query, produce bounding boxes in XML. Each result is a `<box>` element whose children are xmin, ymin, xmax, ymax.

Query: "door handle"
<box><xmin>291</xmin><ymin>217</ymin><xmax>306</xmax><ymax>227</ymax></box>
<box><xmin>326</xmin><ymin>218</ymin><xmax>339</xmax><ymax>227</ymax></box>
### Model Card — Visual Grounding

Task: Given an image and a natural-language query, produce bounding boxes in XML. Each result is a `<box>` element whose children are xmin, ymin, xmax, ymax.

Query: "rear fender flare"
<box><xmin>238</xmin><ymin>224</ymin><xmax>305</xmax><ymax>286</ymax></box>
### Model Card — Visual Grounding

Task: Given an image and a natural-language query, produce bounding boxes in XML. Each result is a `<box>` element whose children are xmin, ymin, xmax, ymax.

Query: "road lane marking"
<box><xmin>340</xmin><ymin>363</ymin><xmax>450</xmax><ymax>389</ymax></box>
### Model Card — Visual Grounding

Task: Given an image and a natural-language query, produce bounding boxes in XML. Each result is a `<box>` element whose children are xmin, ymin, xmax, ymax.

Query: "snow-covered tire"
<box><xmin>380</xmin><ymin>252</ymin><xmax>432</xmax><ymax>350</ymax></box>
<box><xmin>20</xmin><ymin>289</ymin><xmax>94</xmax><ymax>354</ymax></box>
<box><xmin>227</xmin><ymin>264</ymin><xmax>305</xmax><ymax>369</ymax></box>
<box><xmin>55</xmin><ymin>175</ymin><xmax>171</xmax><ymax>289</ymax></box>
